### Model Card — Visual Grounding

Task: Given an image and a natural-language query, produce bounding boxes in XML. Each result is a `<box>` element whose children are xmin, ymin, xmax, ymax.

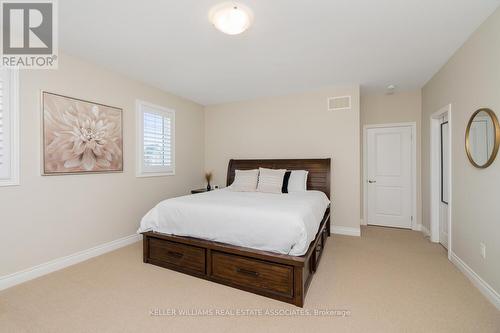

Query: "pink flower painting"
<box><xmin>43</xmin><ymin>92</ymin><xmax>123</xmax><ymax>174</ymax></box>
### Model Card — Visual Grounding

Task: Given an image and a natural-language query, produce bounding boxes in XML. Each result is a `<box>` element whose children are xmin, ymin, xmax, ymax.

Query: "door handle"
<box><xmin>368</xmin><ymin>180</ymin><xmax>376</xmax><ymax>183</ymax></box>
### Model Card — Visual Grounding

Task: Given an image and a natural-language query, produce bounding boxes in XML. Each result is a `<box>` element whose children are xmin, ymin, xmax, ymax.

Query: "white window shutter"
<box><xmin>0</xmin><ymin>76</ymin><xmax>7</xmax><ymax>178</ymax></box>
<box><xmin>136</xmin><ymin>100</ymin><xmax>175</xmax><ymax>177</ymax></box>
<box><xmin>0</xmin><ymin>70</ymin><xmax>12</xmax><ymax>181</ymax></box>
<box><xmin>0</xmin><ymin>69</ymin><xmax>18</xmax><ymax>186</ymax></box>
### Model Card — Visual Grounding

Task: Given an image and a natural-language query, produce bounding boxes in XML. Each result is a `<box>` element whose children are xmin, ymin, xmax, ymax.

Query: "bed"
<box><xmin>140</xmin><ymin>158</ymin><xmax>331</xmax><ymax>307</ymax></box>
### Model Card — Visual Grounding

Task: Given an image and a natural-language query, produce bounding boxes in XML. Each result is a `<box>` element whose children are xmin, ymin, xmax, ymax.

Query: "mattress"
<box><xmin>137</xmin><ymin>188</ymin><xmax>330</xmax><ymax>256</ymax></box>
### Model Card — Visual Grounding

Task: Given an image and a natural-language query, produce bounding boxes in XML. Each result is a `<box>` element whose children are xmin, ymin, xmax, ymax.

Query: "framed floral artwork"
<box><xmin>42</xmin><ymin>92</ymin><xmax>123</xmax><ymax>175</ymax></box>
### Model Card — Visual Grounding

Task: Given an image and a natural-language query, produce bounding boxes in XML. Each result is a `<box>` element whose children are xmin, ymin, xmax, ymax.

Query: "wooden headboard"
<box><xmin>226</xmin><ymin>158</ymin><xmax>331</xmax><ymax>198</ymax></box>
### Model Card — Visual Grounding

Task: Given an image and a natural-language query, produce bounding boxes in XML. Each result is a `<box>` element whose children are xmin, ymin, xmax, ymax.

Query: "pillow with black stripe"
<box><xmin>257</xmin><ymin>168</ymin><xmax>286</xmax><ymax>194</ymax></box>
<box><xmin>287</xmin><ymin>170</ymin><xmax>309</xmax><ymax>192</ymax></box>
<box><xmin>281</xmin><ymin>171</ymin><xmax>291</xmax><ymax>193</ymax></box>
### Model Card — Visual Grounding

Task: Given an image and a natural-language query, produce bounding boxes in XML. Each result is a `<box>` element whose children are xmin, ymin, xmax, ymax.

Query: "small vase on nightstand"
<box><xmin>205</xmin><ymin>171</ymin><xmax>213</xmax><ymax>191</ymax></box>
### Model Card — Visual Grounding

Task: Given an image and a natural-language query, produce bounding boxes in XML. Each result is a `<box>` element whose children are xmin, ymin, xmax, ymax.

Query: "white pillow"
<box><xmin>257</xmin><ymin>168</ymin><xmax>286</xmax><ymax>194</ymax></box>
<box><xmin>230</xmin><ymin>169</ymin><xmax>259</xmax><ymax>192</ymax></box>
<box><xmin>287</xmin><ymin>170</ymin><xmax>309</xmax><ymax>192</ymax></box>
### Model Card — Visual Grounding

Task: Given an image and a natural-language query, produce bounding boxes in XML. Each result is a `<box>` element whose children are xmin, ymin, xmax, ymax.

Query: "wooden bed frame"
<box><xmin>142</xmin><ymin>158</ymin><xmax>331</xmax><ymax>307</ymax></box>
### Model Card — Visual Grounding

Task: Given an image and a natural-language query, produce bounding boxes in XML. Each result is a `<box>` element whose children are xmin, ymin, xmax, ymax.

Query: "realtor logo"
<box><xmin>1</xmin><ymin>0</ymin><xmax>58</xmax><ymax>68</ymax></box>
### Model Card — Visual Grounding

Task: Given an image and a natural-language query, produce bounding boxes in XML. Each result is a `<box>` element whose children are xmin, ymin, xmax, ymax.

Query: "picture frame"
<box><xmin>41</xmin><ymin>91</ymin><xmax>123</xmax><ymax>175</ymax></box>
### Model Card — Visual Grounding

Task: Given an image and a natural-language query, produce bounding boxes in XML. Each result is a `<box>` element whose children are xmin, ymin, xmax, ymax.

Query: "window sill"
<box><xmin>0</xmin><ymin>179</ymin><xmax>20</xmax><ymax>187</ymax></box>
<box><xmin>136</xmin><ymin>171</ymin><xmax>175</xmax><ymax>178</ymax></box>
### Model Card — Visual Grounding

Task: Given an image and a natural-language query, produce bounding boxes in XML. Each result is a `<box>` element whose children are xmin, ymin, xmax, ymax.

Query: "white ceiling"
<box><xmin>60</xmin><ymin>0</ymin><xmax>500</xmax><ymax>105</ymax></box>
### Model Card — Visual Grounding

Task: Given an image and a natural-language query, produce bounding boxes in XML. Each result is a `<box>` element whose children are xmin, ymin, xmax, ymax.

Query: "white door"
<box><xmin>439</xmin><ymin>116</ymin><xmax>449</xmax><ymax>248</ymax></box>
<box><xmin>367</xmin><ymin>126</ymin><xmax>413</xmax><ymax>229</ymax></box>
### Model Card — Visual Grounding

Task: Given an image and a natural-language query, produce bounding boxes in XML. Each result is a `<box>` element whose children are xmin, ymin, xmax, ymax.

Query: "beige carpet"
<box><xmin>1</xmin><ymin>226</ymin><xmax>499</xmax><ymax>332</ymax></box>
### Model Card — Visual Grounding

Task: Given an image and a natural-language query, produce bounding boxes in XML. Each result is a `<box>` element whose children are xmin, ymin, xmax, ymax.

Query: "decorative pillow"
<box><xmin>257</xmin><ymin>168</ymin><xmax>286</xmax><ymax>194</ymax></box>
<box><xmin>287</xmin><ymin>170</ymin><xmax>309</xmax><ymax>192</ymax></box>
<box><xmin>230</xmin><ymin>169</ymin><xmax>259</xmax><ymax>192</ymax></box>
<box><xmin>281</xmin><ymin>171</ymin><xmax>292</xmax><ymax>193</ymax></box>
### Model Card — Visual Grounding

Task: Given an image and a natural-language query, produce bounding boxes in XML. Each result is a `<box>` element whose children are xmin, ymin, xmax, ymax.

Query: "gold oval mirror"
<box><xmin>465</xmin><ymin>108</ymin><xmax>500</xmax><ymax>168</ymax></box>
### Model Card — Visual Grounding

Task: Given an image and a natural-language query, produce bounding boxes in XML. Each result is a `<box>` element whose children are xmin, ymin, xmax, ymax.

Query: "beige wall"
<box><xmin>422</xmin><ymin>8</ymin><xmax>500</xmax><ymax>293</ymax></box>
<box><xmin>0</xmin><ymin>53</ymin><xmax>205</xmax><ymax>276</ymax></box>
<box><xmin>205</xmin><ymin>86</ymin><xmax>361</xmax><ymax>230</ymax></box>
<box><xmin>360</xmin><ymin>91</ymin><xmax>422</xmax><ymax>225</ymax></box>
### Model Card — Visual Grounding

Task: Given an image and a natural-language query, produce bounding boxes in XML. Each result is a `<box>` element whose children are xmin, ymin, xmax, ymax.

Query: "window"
<box><xmin>136</xmin><ymin>100</ymin><xmax>175</xmax><ymax>177</ymax></box>
<box><xmin>0</xmin><ymin>69</ymin><xmax>19</xmax><ymax>186</ymax></box>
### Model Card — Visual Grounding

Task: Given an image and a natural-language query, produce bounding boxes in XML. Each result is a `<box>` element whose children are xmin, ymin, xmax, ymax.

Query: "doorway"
<box><xmin>430</xmin><ymin>105</ymin><xmax>452</xmax><ymax>252</ymax></box>
<box><xmin>364</xmin><ymin>123</ymin><xmax>417</xmax><ymax>229</ymax></box>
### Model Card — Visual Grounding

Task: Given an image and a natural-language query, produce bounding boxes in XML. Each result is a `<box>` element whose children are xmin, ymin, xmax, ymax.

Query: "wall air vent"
<box><xmin>327</xmin><ymin>95</ymin><xmax>351</xmax><ymax>111</ymax></box>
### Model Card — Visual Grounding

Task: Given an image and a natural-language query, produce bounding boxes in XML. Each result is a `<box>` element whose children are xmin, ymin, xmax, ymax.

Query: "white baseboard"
<box><xmin>332</xmin><ymin>225</ymin><xmax>361</xmax><ymax>237</ymax></box>
<box><xmin>449</xmin><ymin>251</ymin><xmax>500</xmax><ymax>311</ymax></box>
<box><xmin>0</xmin><ymin>234</ymin><xmax>142</xmax><ymax>291</ymax></box>
<box><xmin>421</xmin><ymin>224</ymin><xmax>430</xmax><ymax>236</ymax></box>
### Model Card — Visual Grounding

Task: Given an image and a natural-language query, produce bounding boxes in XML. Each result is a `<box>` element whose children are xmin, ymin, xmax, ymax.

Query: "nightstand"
<box><xmin>191</xmin><ymin>188</ymin><xmax>211</xmax><ymax>194</ymax></box>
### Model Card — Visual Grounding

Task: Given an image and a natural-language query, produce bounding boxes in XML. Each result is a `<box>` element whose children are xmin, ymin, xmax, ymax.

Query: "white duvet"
<box><xmin>137</xmin><ymin>188</ymin><xmax>330</xmax><ymax>256</ymax></box>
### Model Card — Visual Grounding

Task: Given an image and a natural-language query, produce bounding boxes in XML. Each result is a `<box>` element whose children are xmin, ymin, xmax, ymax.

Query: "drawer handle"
<box><xmin>236</xmin><ymin>267</ymin><xmax>260</xmax><ymax>277</ymax></box>
<box><xmin>167</xmin><ymin>250</ymin><xmax>184</xmax><ymax>259</ymax></box>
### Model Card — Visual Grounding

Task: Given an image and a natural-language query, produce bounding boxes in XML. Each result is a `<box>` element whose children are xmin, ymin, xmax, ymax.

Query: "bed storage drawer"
<box><xmin>149</xmin><ymin>238</ymin><xmax>206</xmax><ymax>274</ymax></box>
<box><xmin>311</xmin><ymin>227</ymin><xmax>328</xmax><ymax>272</ymax></box>
<box><xmin>211</xmin><ymin>252</ymin><xmax>293</xmax><ymax>297</ymax></box>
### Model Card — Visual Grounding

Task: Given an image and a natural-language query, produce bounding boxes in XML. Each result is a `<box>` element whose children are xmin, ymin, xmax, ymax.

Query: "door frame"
<box><xmin>363</xmin><ymin>122</ymin><xmax>418</xmax><ymax>230</ymax></box>
<box><xmin>430</xmin><ymin>104</ymin><xmax>452</xmax><ymax>256</ymax></box>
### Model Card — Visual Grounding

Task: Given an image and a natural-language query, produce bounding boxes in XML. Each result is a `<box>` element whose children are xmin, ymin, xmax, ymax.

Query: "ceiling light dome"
<box><xmin>209</xmin><ymin>2</ymin><xmax>253</xmax><ymax>35</ymax></box>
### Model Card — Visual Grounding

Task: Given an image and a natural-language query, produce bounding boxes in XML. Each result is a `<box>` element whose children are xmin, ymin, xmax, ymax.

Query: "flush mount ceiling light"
<box><xmin>209</xmin><ymin>2</ymin><xmax>253</xmax><ymax>35</ymax></box>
